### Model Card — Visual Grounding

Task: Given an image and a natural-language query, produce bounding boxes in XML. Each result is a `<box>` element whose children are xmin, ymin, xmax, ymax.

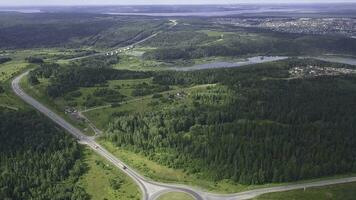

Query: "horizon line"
<box><xmin>1</xmin><ymin>2</ymin><xmax>356</xmax><ymax>7</ymax></box>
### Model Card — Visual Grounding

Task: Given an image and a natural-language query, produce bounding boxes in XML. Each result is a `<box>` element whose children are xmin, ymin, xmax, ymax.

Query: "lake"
<box><xmin>171</xmin><ymin>55</ymin><xmax>356</xmax><ymax>71</ymax></box>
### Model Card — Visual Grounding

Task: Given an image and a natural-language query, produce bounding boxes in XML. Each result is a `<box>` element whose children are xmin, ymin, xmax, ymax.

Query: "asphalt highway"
<box><xmin>12</xmin><ymin>71</ymin><xmax>356</xmax><ymax>200</ymax></box>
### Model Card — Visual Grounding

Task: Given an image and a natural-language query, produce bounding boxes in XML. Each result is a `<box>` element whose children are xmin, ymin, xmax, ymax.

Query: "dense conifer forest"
<box><xmin>142</xmin><ymin>29</ymin><xmax>356</xmax><ymax>60</ymax></box>
<box><xmin>0</xmin><ymin>110</ymin><xmax>89</xmax><ymax>200</ymax></box>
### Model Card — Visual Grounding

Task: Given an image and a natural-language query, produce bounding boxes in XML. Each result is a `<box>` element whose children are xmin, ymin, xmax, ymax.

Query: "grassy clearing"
<box><xmin>85</xmin><ymin>97</ymin><xmax>152</xmax><ymax>130</ymax></box>
<box><xmin>0</xmin><ymin>83</ymin><xmax>19</xmax><ymax>109</ymax></box>
<box><xmin>254</xmin><ymin>182</ymin><xmax>356</xmax><ymax>200</ymax></box>
<box><xmin>107</xmin><ymin>78</ymin><xmax>153</xmax><ymax>99</ymax></box>
<box><xmin>78</xmin><ymin>147</ymin><xmax>141</xmax><ymax>200</ymax></box>
<box><xmin>6</xmin><ymin>48</ymin><xmax>97</xmax><ymax>63</ymax></box>
<box><xmin>0</xmin><ymin>58</ymin><xmax>30</xmax><ymax>109</ymax></box>
<box><xmin>197</xmin><ymin>30</ymin><xmax>234</xmax><ymax>37</ymax></box>
<box><xmin>157</xmin><ymin>192</ymin><xmax>194</xmax><ymax>200</ymax></box>
<box><xmin>0</xmin><ymin>81</ymin><xmax>26</xmax><ymax>109</ymax></box>
<box><xmin>48</xmin><ymin>78</ymin><xmax>154</xmax><ymax>112</ymax></box>
<box><xmin>84</xmin><ymin>84</ymin><xmax>211</xmax><ymax>130</ymax></box>
<box><xmin>0</xmin><ymin>60</ymin><xmax>28</xmax><ymax>82</ymax></box>
<box><xmin>114</xmin><ymin>55</ymin><xmax>166</xmax><ymax>71</ymax></box>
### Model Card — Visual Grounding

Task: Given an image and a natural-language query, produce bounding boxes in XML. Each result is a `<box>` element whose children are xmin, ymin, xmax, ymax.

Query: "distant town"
<box><xmin>216</xmin><ymin>17</ymin><xmax>356</xmax><ymax>38</ymax></box>
<box><xmin>289</xmin><ymin>65</ymin><xmax>356</xmax><ymax>79</ymax></box>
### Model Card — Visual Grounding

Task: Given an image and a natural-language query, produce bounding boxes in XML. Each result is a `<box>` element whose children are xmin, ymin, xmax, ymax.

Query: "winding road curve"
<box><xmin>12</xmin><ymin>71</ymin><xmax>356</xmax><ymax>200</ymax></box>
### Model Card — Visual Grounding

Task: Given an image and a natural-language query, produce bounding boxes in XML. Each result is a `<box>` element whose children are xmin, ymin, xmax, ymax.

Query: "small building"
<box><xmin>176</xmin><ymin>92</ymin><xmax>186</xmax><ymax>98</ymax></box>
<box><xmin>64</xmin><ymin>107</ymin><xmax>76</xmax><ymax>114</ymax></box>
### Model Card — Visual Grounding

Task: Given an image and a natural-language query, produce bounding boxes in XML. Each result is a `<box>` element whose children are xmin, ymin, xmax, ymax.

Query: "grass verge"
<box><xmin>157</xmin><ymin>192</ymin><xmax>194</xmax><ymax>200</ymax></box>
<box><xmin>98</xmin><ymin>140</ymin><xmax>356</xmax><ymax>195</ymax></box>
<box><xmin>78</xmin><ymin>147</ymin><xmax>141</xmax><ymax>200</ymax></box>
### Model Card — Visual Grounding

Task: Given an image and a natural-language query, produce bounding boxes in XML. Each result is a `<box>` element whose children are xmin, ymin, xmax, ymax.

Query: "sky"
<box><xmin>0</xmin><ymin>0</ymin><xmax>355</xmax><ymax>6</ymax></box>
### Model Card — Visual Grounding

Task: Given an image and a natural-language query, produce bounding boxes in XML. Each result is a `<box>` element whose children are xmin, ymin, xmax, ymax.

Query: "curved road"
<box><xmin>12</xmin><ymin>71</ymin><xmax>356</xmax><ymax>200</ymax></box>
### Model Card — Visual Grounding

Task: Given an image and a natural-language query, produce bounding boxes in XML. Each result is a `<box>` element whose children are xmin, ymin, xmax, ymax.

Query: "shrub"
<box><xmin>0</xmin><ymin>57</ymin><xmax>12</xmax><ymax>64</ymax></box>
<box><xmin>26</xmin><ymin>56</ymin><xmax>44</xmax><ymax>64</ymax></box>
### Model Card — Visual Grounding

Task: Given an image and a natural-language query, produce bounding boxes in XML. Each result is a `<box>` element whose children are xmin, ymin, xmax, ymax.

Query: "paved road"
<box><xmin>66</xmin><ymin>19</ymin><xmax>176</xmax><ymax>62</ymax></box>
<box><xmin>12</xmin><ymin>72</ymin><xmax>356</xmax><ymax>200</ymax></box>
<box><xmin>66</xmin><ymin>32</ymin><xmax>159</xmax><ymax>61</ymax></box>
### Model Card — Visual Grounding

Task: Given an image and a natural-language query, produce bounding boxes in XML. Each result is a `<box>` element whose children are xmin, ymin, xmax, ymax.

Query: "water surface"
<box><xmin>0</xmin><ymin>9</ymin><xmax>41</xmax><ymax>13</ymax></box>
<box><xmin>172</xmin><ymin>56</ymin><xmax>288</xmax><ymax>71</ymax></box>
<box><xmin>313</xmin><ymin>56</ymin><xmax>356</xmax><ymax>66</ymax></box>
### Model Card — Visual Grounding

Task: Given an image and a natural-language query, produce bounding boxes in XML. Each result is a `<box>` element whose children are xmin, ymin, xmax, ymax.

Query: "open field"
<box><xmin>114</xmin><ymin>54</ymin><xmax>167</xmax><ymax>71</ymax></box>
<box><xmin>85</xmin><ymin>98</ymin><xmax>152</xmax><ymax>130</ymax></box>
<box><xmin>0</xmin><ymin>80</ymin><xmax>26</xmax><ymax>110</ymax></box>
<box><xmin>78</xmin><ymin>147</ymin><xmax>141</xmax><ymax>200</ymax></box>
<box><xmin>0</xmin><ymin>60</ymin><xmax>28</xmax><ymax>82</ymax></box>
<box><xmin>0</xmin><ymin>55</ymin><xmax>30</xmax><ymax>109</ymax></box>
<box><xmin>84</xmin><ymin>83</ymin><xmax>212</xmax><ymax>130</ymax></box>
<box><xmin>157</xmin><ymin>192</ymin><xmax>194</xmax><ymax>200</ymax></box>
